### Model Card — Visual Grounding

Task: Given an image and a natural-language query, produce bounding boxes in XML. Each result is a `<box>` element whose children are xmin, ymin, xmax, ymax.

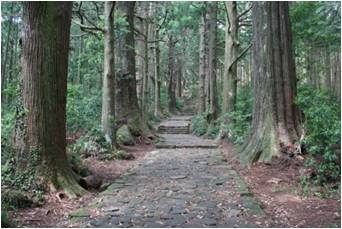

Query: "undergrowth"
<box><xmin>296</xmin><ymin>84</ymin><xmax>341</xmax><ymax>188</ymax></box>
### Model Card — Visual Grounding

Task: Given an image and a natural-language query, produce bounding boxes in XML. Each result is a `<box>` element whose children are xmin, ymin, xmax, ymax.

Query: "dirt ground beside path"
<box><xmin>220</xmin><ymin>141</ymin><xmax>341</xmax><ymax>228</ymax></box>
<box><xmin>9</xmin><ymin>143</ymin><xmax>154</xmax><ymax>228</ymax></box>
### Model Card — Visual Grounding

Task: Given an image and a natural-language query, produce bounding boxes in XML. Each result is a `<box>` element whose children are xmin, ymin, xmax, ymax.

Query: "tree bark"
<box><xmin>168</xmin><ymin>36</ymin><xmax>177</xmax><ymax>113</ymax></box>
<box><xmin>154</xmin><ymin>28</ymin><xmax>162</xmax><ymax>117</ymax></box>
<box><xmin>142</xmin><ymin>2</ymin><xmax>150</xmax><ymax>121</ymax></box>
<box><xmin>176</xmin><ymin>59</ymin><xmax>182</xmax><ymax>98</ymax></box>
<box><xmin>239</xmin><ymin>2</ymin><xmax>301</xmax><ymax>164</ymax></box>
<box><xmin>135</xmin><ymin>2</ymin><xmax>144</xmax><ymax>104</ymax></box>
<box><xmin>116</xmin><ymin>2</ymin><xmax>146</xmax><ymax>136</ymax></box>
<box><xmin>324</xmin><ymin>46</ymin><xmax>331</xmax><ymax>91</ymax></box>
<box><xmin>208</xmin><ymin>2</ymin><xmax>218</xmax><ymax>120</ymax></box>
<box><xmin>198</xmin><ymin>8</ymin><xmax>207</xmax><ymax>113</ymax></box>
<box><xmin>19</xmin><ymin>2</ymin><xmax>85</xmax><ymax>197</ymax></box>
<box><xmin>76</xmin><ymin>36</ymin><xmax>83</xmax><ymax>84</ymax></box>
<box><xmin>1</xmin><ymin>2</ymin><xmax>14</xmax><ymax>102</ymax></box>
<box><xmin>101</xmin><ymin>1</ymin><xmax>116</xmax><ymax>145</ymax></box>
<box><xmin>222</xmin><ymin>1</ymin><xmax>238</xmax><ymax>114</ymax></box>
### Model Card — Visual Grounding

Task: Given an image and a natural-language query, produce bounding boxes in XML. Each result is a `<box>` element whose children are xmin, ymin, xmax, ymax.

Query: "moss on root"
<box><xmin>53</xmin><ymin>171</ymin><xmax>87</xmax><ymax>198</ymax></box>
<box><xmin>116</xmin><ymin>125</ymin><xmax>135</xmax><ymax>145</ymax></box>
<box><xmin>238</xmin><ymin>112</ymin><xmax>279</xmax><ymax>165</ymax></box>
<box><xmin>127</xmin><ymin>114</ymin><xmax>151</xmax><ymax>137</ymax></box>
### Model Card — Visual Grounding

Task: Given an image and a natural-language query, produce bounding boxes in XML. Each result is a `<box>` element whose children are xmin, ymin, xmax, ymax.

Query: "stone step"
<box><xmin>158</xmin><ymin>128</ymin><xmax>189</xmax><ymax>131</ymax></box>
<box><xmin>158</xmin><ymin>131</ymin><xmax>190</xmax><ymax>134</ymax></box>
<box><xmin>156</xmin><ymin>144</ymin><xmax>218</xmax><ymax>149</ymax></box>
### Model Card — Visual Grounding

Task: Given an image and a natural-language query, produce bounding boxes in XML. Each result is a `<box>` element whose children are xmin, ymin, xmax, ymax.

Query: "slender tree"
<box><xmin>168</xmin><ymin>35</ymin><xmax>177</xmax><ymax>113</ymax></box>
<box><xmin>198</xmin><ymin>6</ymin><xmax>207</xmax><ymax>113</ymax></box>
<box><xmin>101</xmin><ymin>1</ymin><xmax>116</xmax><ymax>145</ymax></box>
<box><xmin>154</xmin><ymin>27</ymin><xmax>162</xmax><ymax>117</ymax></box>
<box><xmin>222</xmin><ymin>2</ymin><xmax>238</xmax><ymax>115</ymax></box>
<box><xmin>239</xmin><ymin>2</ymin><xmax>301</xmax><ymax>164</ymax></box>
<box><xmin>208</xmin><ymin>2</ymin><xmax>218</xmax><ymax>120</ymax></box>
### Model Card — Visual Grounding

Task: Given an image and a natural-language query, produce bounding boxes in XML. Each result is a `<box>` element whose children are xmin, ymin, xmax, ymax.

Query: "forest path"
<box><xmin>63</xmin><ymin>116</ymin><xmax>266</xmax><ymax>227</ymax></box>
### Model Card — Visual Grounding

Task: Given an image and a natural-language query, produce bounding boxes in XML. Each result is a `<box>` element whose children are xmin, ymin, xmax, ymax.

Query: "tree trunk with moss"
<box><xmin>101</xmin><ymin>1</ymin><xmax>116</xmax><ymax>145</ymax></box>
<box><xmin>116</xmin><ymin>2</ymin><xmax>147</xmax><ymax>136</ymax></box>
<box><xmin>239</xmin><ymin>2</ymin><xmax>301</xmax><ymax>164</ymax></box>
<box><xmin>18</xmin><ymin>2</ymin><xmax>85</xmax><ymax>197</ymax></box>
<box><xmin>198</xmin><ymin>8</ymin><xmax>207</xmax><ymax>113</ymax></box>
<box><xmin>222</xmin><ymin>1</ymin><xmax>238</xmax><ymax>114</ymax></box>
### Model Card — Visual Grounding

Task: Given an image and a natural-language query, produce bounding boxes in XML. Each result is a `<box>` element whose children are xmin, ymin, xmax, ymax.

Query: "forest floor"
<box><xmin>9</xmin><ymin>115</ymin><xmax>341</xmax><ymax>228</ymax></box>
<box><xmin>220</xmin><ymin>141</ymin><xmax>341</xmax><ymax>228</ymax></box>
<box><xmin>10</xmin><ymin>143</ymin><xmax>154</xmax><ymax>227</ymax></box>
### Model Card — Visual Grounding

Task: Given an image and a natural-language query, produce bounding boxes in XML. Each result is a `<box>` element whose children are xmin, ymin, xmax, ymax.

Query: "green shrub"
<box><xmin>66</xmin><ymin>84</ymin><xmax>101</xmax><ymax>132</ymax></box>
<box><xmin>175</xmin><ymin>97</ymin><xmax>184</xmax><ymax>111</ymax></box>
<box><xmin>191</xmin><ymin>113</ymin><xmax>208</xmax><ymax>136</ymax></box>
<box><xmin>220</xmin><ymin>86</ymin><xmax>253</xmax><ymax>144</ymax></box>
<box><xmin>296</xmin><ymin>85</ymin><xmax>341</xmax><ymax>184</ymax></box>
<box><xmin>207</xmin><ymin>120</ymin><xmax>220</xmax><ymax>139</ymax></box>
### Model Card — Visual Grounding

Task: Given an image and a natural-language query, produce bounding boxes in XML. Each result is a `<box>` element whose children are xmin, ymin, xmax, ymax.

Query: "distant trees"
<box><xmin>18</xmin><ymin>2</ymin><xmax>85</xmax><ymax>196</ymax></box>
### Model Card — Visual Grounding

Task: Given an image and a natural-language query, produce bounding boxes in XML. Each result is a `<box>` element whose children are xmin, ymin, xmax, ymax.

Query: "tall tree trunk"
<box><xmin>142</xmin><ymin>2</ymin><xmax>149</xmax><ymax>121</ymax></box>
<box><xmin>8</xmin><ymin>25</ymin><xmax>17</xmax><ymax>87</ymax></box>
<box><xmin>168</xmin><ymin>36</ymin><xmax>177</xmax><ymax>113</ymax></box>
<box><xmin>18</xmin><ymin>2</ymin><xmax>85</xmax><ymax>197</ymax></box>
<box><xmin>208</xmin><ymin>2</ymin><xmax>218</xmax><ymax>120</ymax></box>
<box><xmin>76</xmin><ymin>36</ymin><xmax>83</xmax><ymax>85</ymax></box>
<box><xmin>154</xmin><ymin>28</ymin><xmax>162</xmax><ymax>117</ymax></box>
<box><xmin>222</xmin><ymin>1</ymin><xmax>238</xmax><ymax>114</ymax></box>
<box><xmin>334</xmin><ymin>53</ymin><xmax>341</xmax><ymax>101</ymax></box>
<box><xmin>116</xmin><ymin>2</ymin><xmax>146</xmax><ymax>136</ymax></box>
<box><xmin>324</xmin><ymin>46</ymin><xmax>331</xmax><ymax>91</ymax></box>
<box><xmin>239</xmin><ymin>2</ymin><xmax>301</xmax><ymax>164</ymax></box>
<box><xmin>176</xmin><ymin>59</ymin><xmax>182</xmax><ymax>98</ymax></box>
<box><xmin>1</xmin><ymin>2</ymin><xmax>14</xmax><ymax>102</ymax></box>
<box><xmin>198</xmin><ymin>9</ymin><xmax>206</xmax><ymax>113</ymax></box>
<box><xmin>101</xmin><ymin>1</ymin><xmax>116</xmax><ymax>145</ymax></box>
<box><xmin>135</xmin><ymin>2</ymin><xmax>144</xmax><ymax>104</ymax></box>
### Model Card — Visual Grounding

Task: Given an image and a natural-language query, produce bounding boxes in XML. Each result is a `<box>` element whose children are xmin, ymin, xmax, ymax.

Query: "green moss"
<box><xmin>1</xmin><ymin>190</ymin><xmax>33</xmax><ymax>209</ymax></box>
<box><xmin>127</xmin><ymin>115</ymin><xmax>142</xmax><ymax>136</ymax></box>
<box><xmin>1</xmin><ymin>210</ymin><xmax>14</xmax><ymax>227</ymax></box>
<box><xmin>113</xmin><ymin>150</ymin><xmax>131</xmax><ymax>160</ymax></box>
<box><xmin>116</xmin><ymin>125</ymin><xmax>135</xmax><ymax>145</ymax></box>
<box><xmin>69</xmin><ymin>207</ymin><xmax>91</xmax><ymax>218</ymax></box>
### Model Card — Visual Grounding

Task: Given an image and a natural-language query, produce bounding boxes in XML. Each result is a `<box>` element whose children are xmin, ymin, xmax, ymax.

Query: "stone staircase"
<box><xmin>156</xmin><ymin>115</ymin><xmax>218</xmax><ymax>149</ymax></box>
<box><xmin>158</xmin><ymin>125</ymin><xmax>190</xmax><ymax>134</ymax></box>
<box><xmin>157</xmin><ymin>116</ymin><xmax>192</xmax><ymax>134</ymax></box>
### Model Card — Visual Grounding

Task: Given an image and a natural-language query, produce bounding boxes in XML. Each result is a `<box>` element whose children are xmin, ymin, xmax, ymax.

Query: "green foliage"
<box><xmin>290</xmin><ymin>2</ymin><xmax>340</xmax><ymax>48</ymax></box>
<box><xmin>66</xmin><ymin>84</ymin><xmax>101</xmax><ymax>132</ymax></box>
<box><xmin>191</xmin><ymin>113</ymin><xmax>208</xmax><ymax>136</ymax></box>
<box><xmin>175</xmin><ymin>97</ymin><xmax>184</xmax><ymax>111</ymax></box>
<box><xmin>160</xmin><ymin>86</ymin><xmax>170</xmax><ymax>114</ymax></box>
<box><xmin>296</xmin><ymin>85</ymin><xmax>341</xmax><ymax>184</ymax></box>
<box><xmin>113</xmin><ymin>150</ymin><xmax>131</xmax><ymax>160</ymax></box>
<box><xmin>207</xmin><ymin>120</ymin><xmax>220</xmax><ymax>139</ymax></box>
<box><xmin>220</xmin><ymin>86</ymin><xmax>253</xmax><ymax>144</ymax></box>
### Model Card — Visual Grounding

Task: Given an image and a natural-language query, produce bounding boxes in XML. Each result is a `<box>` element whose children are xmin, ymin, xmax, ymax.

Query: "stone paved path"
<box><xmin>64</xmin><ymin>116</ymin><xmax>265</xmax><ymax>227</ymax></box>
